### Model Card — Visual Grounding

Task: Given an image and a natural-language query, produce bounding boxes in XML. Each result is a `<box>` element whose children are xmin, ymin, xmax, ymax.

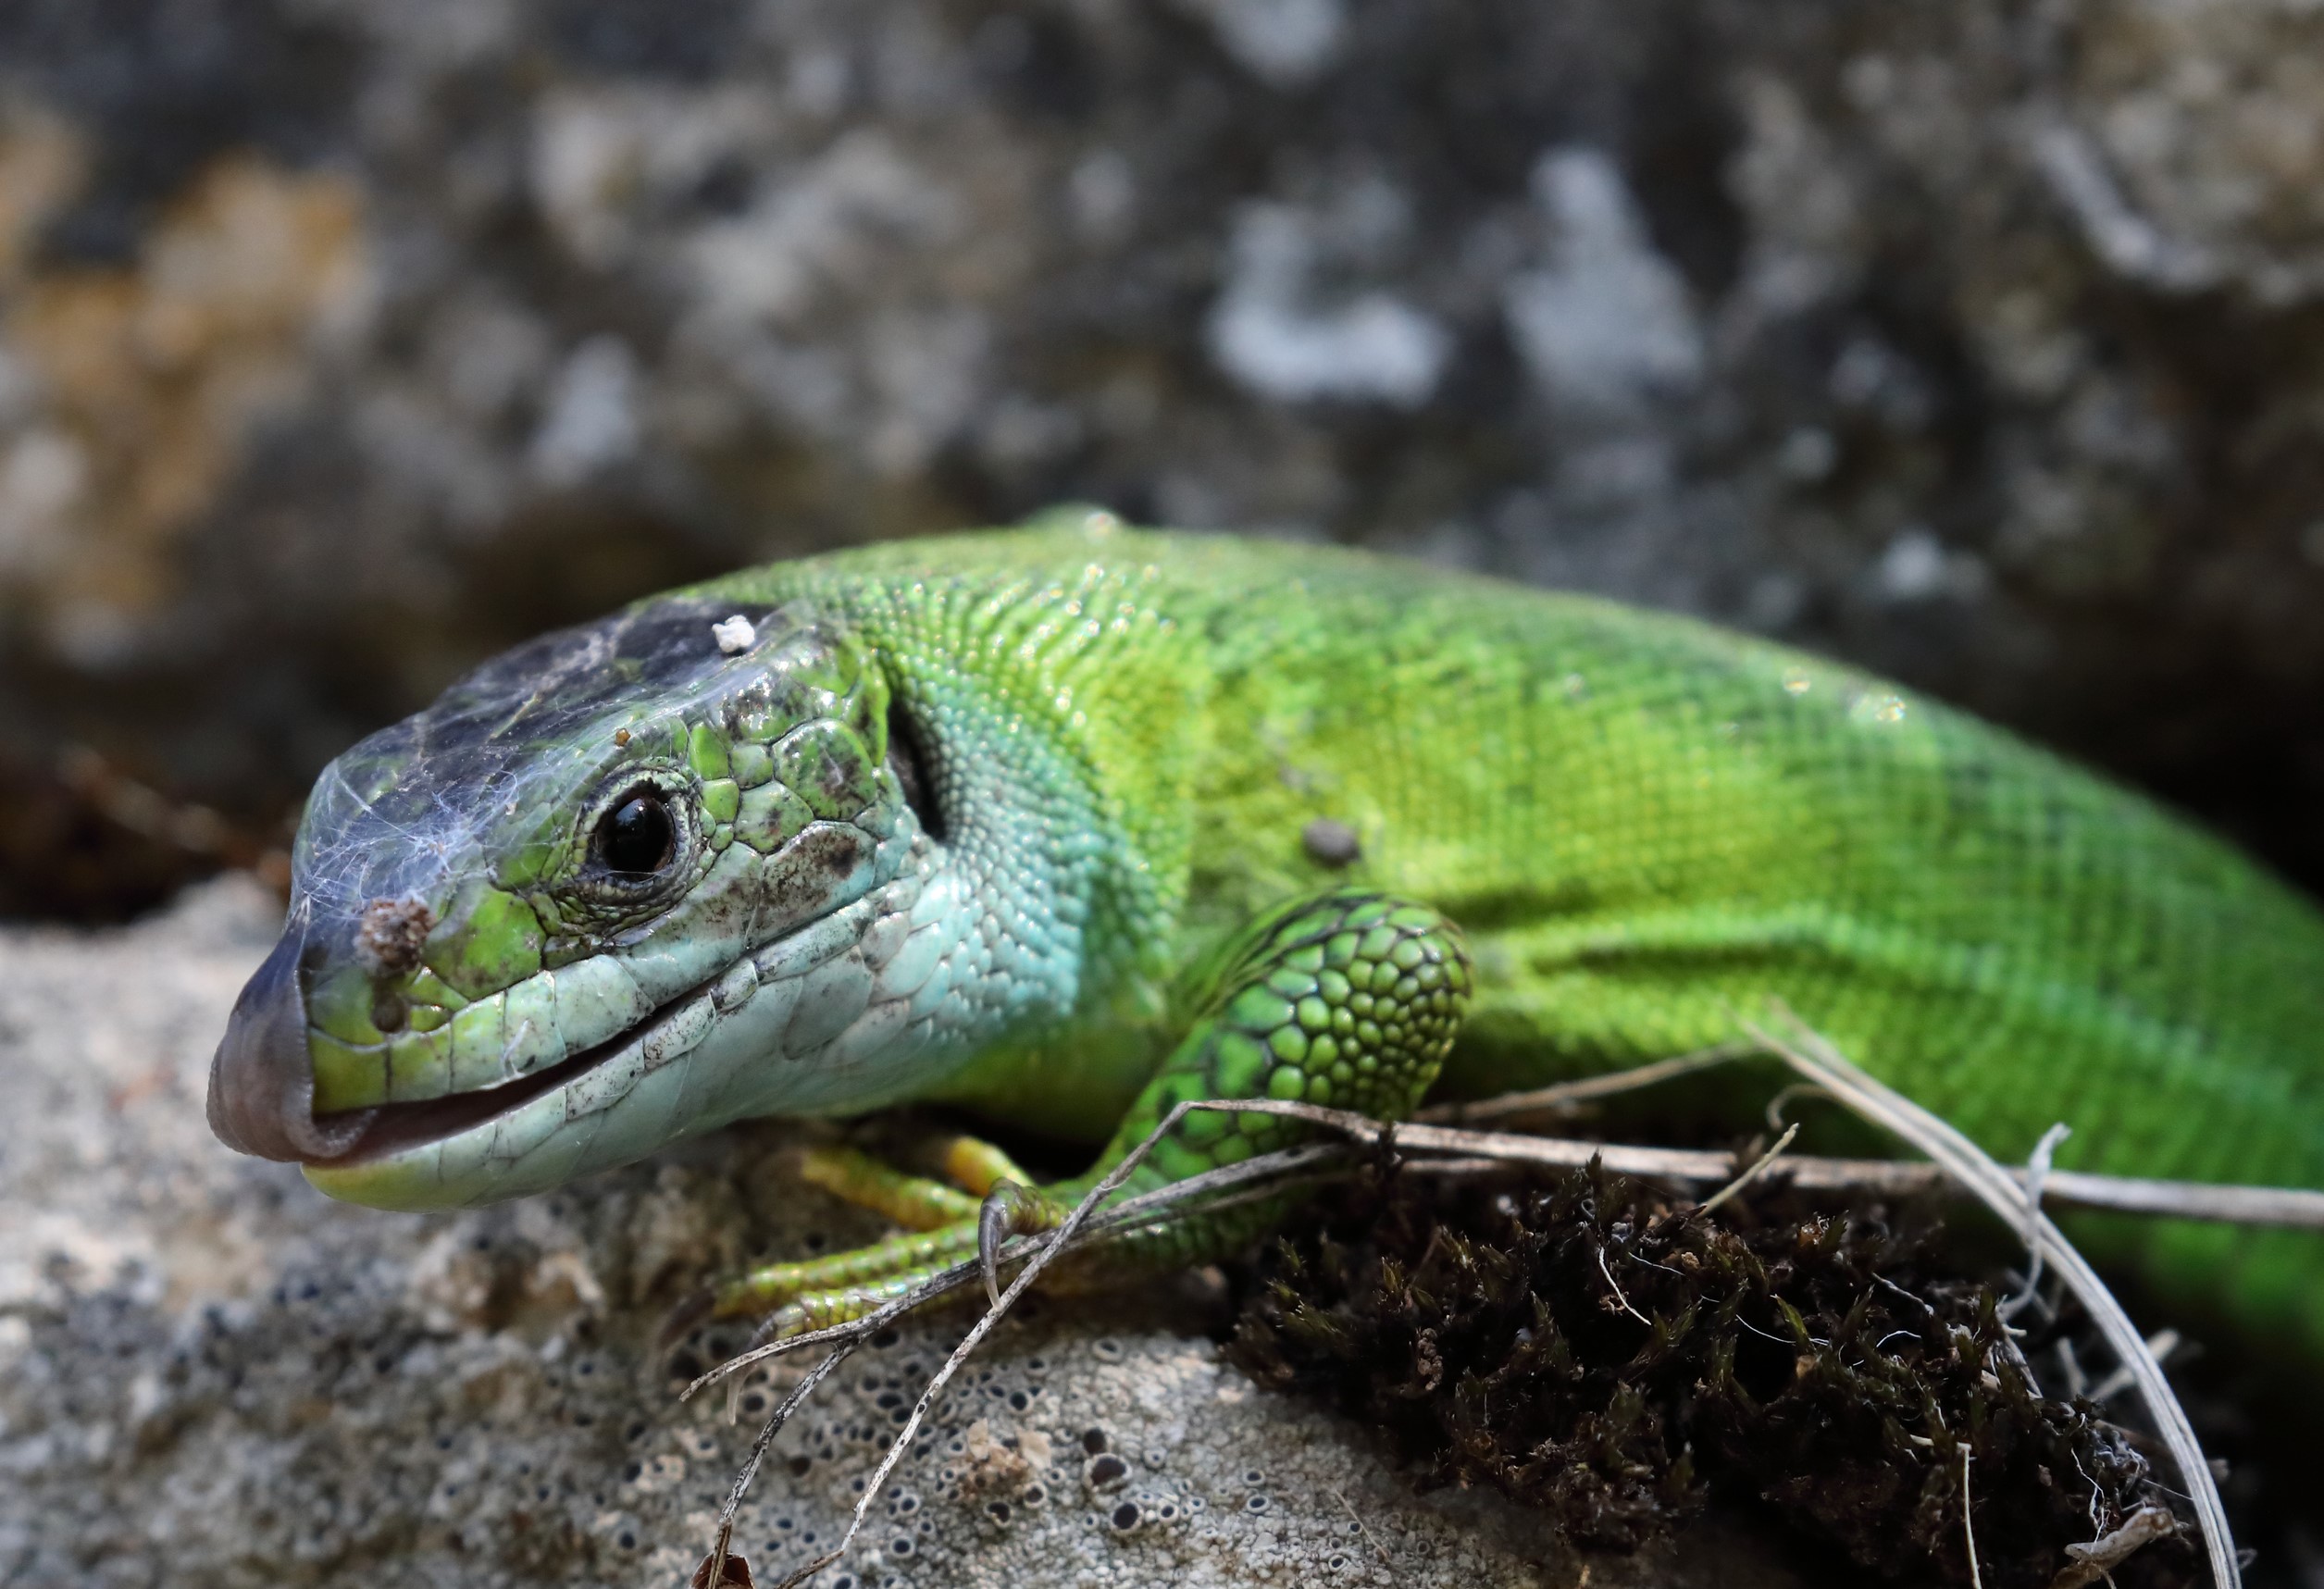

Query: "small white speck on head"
<box><xmin>712</xmin><ymin>614</ymin><xmax>756</xmax><ymax>654</ymax></box>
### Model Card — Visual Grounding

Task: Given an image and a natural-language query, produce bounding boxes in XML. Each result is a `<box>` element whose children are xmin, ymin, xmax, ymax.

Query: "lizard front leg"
<box><xmin>702</xmin><ymin>890</ymin><xmax>1471</xmax><ymax>1338</ymax></box>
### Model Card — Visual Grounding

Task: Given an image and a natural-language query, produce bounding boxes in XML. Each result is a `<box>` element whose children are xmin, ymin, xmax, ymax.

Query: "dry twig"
<box><xmin>2003</xmin><ymin>1123</ymin><xmax>2075</xmax><ymax>1322</ymax></box>
<box><xmin>1188</xmin><ymin>1099</ymin><xmax>2324</xmax><ymax>1230</ymax></box>
<box><xmin>1698</xmin><ymin>1122</ymin><xmax>1799</xmax><ymax>1214</ymax></box>
<box><xmin>1962</xmin><ymin>1446</ymin><xmax>1983</xmax><ymax>1589</ymax></box>
<box><xmin>1418</xmin><ymin>1039</ymin><xmax>1760</xmax><ymax>1123</ymax></box>
<box><xmin>680</xmin><ymin>1143</ymin><xmax>1348</xmax><ymax>1401</ymax></box>
<box><xmin>1595</xmin><ymin>1242</ymin><xmax>1650</xmax><ymax>1326</ymax></box>
<box><xmin>1327</xmin><ymin>1483</ymin><xmax>1392</xmax><ymax>1566</ymax></box>
<box><xmin>699</xmin><ymin>1341</ymin><xmax>857</xmax><ymax>1589</ymax></box>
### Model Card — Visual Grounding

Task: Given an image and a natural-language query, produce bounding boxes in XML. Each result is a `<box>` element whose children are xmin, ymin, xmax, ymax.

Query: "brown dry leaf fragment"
<box><xmin>691</xmin><ymin>1548</ymin><xmax>755</xmax><ymax>1587</ymax></box>
<box><xmin>2052</xmin><ymin>1507</ymin><xmax>2176</xmax><ymax>1589</ymax></box>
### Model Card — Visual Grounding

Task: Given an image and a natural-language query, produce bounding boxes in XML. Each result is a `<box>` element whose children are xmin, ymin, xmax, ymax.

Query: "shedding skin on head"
<box><xmin>354</xmin><ymin>897</ymin><xmax>435</xmax><ymax>977</ymax></box>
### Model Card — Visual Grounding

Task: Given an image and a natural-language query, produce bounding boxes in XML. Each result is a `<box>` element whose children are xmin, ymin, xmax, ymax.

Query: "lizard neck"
<box><xmin>687</xmin><ymin>523</ymin><xmax>1219</xmax><ymax>1129</ymax></box>
<box><xmin>862</xmin><ymin>554</ymin><xmax>1212</xmax><ymax>1066</ymax></box>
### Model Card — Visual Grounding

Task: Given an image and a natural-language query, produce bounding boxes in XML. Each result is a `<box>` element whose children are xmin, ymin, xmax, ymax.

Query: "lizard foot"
<box><xmin>694</xmin><ymin>1135</ymin><xmax>1075</xmax><ymax>1345</ymax></box>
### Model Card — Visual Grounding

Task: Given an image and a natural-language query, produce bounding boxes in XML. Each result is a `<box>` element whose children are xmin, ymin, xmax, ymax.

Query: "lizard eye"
<box><xmin>595</xmin><ymin>791</ymin><xmax>675</xmax><ymax>875</ymax></box>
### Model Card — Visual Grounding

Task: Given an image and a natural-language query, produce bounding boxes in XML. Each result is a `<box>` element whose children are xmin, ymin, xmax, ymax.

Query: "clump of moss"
<box><xmin>1227</xmin><ymin>1159</ymin><xmax>2195</xmax><ymax>1588</ymax></box>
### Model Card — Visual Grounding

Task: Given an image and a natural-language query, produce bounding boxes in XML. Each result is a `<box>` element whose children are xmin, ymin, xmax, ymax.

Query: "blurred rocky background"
<box><xmin>3</xmin><ymin>0</ymin><xmax>2323</xmax><ymax>919</ymax></box>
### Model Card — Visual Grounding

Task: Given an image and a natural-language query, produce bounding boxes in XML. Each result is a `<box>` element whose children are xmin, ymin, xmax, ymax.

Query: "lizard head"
<box><xmin>207</xmin><ymin>594</ymin><xmax>948</xmax><ymax>1208</ymax></box>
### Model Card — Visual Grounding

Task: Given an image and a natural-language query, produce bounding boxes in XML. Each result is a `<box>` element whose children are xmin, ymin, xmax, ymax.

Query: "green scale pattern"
<box><xmin>1101</xmin><ymin>890</ymin><xmax>1471</xmax><ymax>1188</ymax></box>
<box><xmin>700</xmin><ymin>519</ymin><xmax>2324</xmax><ymax>1358</ymax></box>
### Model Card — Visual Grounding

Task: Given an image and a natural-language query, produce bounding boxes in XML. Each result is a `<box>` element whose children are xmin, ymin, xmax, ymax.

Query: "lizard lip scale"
<box><xmin>204</xmin><ymin>913</ymin><xmax>601</xmax><ymax>1169</ymax></box>
<box><xmin>282</xmin><ymin>1019</ymin><xmax>605</xmax><ymax>1168</ymax></box>
<box><xmin>208</xmin><ymin>914</ymin><xmax>797</xmax><ymax>1169</ymax></box>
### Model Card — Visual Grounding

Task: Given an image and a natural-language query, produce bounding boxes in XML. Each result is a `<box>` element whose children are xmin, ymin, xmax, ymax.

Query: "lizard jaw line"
<box><xmin>301</xmin><ymin>966</ymin><xmax>730</xmax><ymax>1168</ymax></box>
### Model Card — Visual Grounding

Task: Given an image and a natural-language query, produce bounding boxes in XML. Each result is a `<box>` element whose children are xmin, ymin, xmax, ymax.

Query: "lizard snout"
<box><xmin>207</xmin><ymin>918</ymin><xmax>377</xmax><ymax>1163</ymax></box>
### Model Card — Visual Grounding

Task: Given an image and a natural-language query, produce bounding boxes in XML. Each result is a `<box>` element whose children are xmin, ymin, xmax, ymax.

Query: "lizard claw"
<box><xmin>976</xmin><ymin>1180</ymin><xmax>1025</xmax><ymax>1308</ymax></box>
<box><xmin>976</xmin><ymin>1180</ymin><xmax>1071</xmax><ymax>1307</ymax></box>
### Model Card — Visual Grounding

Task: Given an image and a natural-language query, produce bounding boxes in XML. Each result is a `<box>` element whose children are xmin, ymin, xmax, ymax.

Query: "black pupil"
<box><xmin>600</xmin><ymin>794</ymin><xmax>673</xmax><ymax>874</ymax></box>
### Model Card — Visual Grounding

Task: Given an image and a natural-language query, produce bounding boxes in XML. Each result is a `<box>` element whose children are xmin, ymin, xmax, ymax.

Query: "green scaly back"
<box><xmin>704</xmin><ymin>519</ymin><xmax>2324</xmax><ymax>1350</ymax></box>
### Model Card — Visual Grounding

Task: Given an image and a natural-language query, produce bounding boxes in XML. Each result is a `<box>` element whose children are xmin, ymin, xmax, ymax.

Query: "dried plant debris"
<box><xmin>1228</xmin><ymin>1160</ymin><xmax>2199</xmax><ymax>1589</ymax></box>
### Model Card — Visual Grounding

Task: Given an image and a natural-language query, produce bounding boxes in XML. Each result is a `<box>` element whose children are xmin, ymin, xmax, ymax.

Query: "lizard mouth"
<box><xmin>214</xmin><ymin>849</ymin><xmax>894</xmax><ymax>1198</ymax></box>
<box><xmin>303</xmin><ymin>972</ymin><xmax>723</xmax><ymax>1168</ymax></box>
<box><xmin>304</xmin><ymin>1037</ymin><xmax>616</xmax><ymax>1167</ymax></box>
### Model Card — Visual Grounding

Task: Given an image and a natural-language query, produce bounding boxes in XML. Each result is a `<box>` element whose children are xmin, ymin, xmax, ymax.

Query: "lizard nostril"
<box><xmin>371</xmin><ymin>990</ymin><xmax>409</xmax><ymax>1033</ymax></box>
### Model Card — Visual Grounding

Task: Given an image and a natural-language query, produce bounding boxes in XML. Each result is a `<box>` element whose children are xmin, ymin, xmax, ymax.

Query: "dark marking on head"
<box><xmin>1301</xmin><ymin>817</ymin><xmax>1361</xmax><ymax>868</ymax></box>
<box><xmin>294</xmin><ymin>597</ymin><xmax>797</xmax><ymax>913</ymax></box>
<box><xmin>759</xmin><ymin>824</ymin><xmax>874</xmax><ymax>937</ymax></box>
<box><xmin>371</xmin><ymin>989</ymin><xmax>409</xmax><ymax>1033</ymax></box>
<box><xmin>354</xmin><ymin>897</ymin><xmax>435</xmax><ymax>976</ymax></box>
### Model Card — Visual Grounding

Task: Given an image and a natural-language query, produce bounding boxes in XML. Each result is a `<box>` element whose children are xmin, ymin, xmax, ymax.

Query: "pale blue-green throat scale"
<box><xmin>208</xmin><ymin>513</ymin><xmax>2324</xmax><ymax>1359</ymax></box>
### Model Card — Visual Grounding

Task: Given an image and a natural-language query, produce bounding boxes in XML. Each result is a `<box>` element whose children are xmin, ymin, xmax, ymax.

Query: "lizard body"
<box><xmin>208</xmin><ymin>514</ymin><xmax>2324</xmax><ymax>1357</ymax></box>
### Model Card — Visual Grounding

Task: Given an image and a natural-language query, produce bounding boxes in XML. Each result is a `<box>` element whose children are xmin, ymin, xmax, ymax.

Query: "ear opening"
<box><xmin>885</xmin><ymin>695</ymin><xmax>949</xmax><ymax>844</ymax></box>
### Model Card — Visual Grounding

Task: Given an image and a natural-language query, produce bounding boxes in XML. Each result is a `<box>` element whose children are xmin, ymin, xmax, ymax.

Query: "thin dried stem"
<box><xmin>1418</xmin><ymin>1039</ymin><xmax>1761</xmax><ymax>1123</ymax></box>
<box><xmin>683</xmin><ymin>1264</ymin><xmax>973</xmax><ymax>1401</ymax></box>
<box><xmin>1595</xmin><ymin>1241</ymin><xmax>1650</xmax><ymax>1326</ymax></box>
<box><xmin>682</xmin><ymin>1143</ymin><xmax>1350</xmax><ymax>1399</ymax></box>
<box><xmin>1177</xmin><ymin>1096</ymin><xmax>2324</xmax><ymax>1230</ymax></box>
<box><xmin>1327</xmin><ymin>1483</ymin><xmax>1391</xmax><ymax>1566</ymax></box>
<box><xmin>1699</xmin><ymin>1122</ymin><xmax>1799</xmax><ymax>1213</ymax></box>
<box><xmin>1762</xmin><ymin>1082</ymin><xmax>1833</xmax><ymax>1130</ymax></box>
<box><xmin>1962</xmin><ymin>1446</ymin><xmax>1983</xmax><ymax>1589</ymax></box>
<box><xmin>2087</xmin><ymin>1330</ymin><xmax>2180</xmax><ymax>1407</ymax></box>
<box><xmin>697</xmin><ymin>1339</ymin><xmax>857</xmax><ymax>1589</ymax></box>
<box><xmin>2004</xmin><ymin>1123</ymin><xmax>2075</xmax><ymax>1322</ymax></box>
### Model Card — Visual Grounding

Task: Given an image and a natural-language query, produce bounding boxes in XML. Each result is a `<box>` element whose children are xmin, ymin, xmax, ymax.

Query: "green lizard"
<box><xmin>207</xmin><ymin>511</ymin><xmax>2324</xmax><ymax>1358</ymax></box>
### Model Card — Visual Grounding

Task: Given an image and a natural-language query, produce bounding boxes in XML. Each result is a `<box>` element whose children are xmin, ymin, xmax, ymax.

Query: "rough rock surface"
<box><xmin>2</xmin><ymin>0</ymin><xmax>2323</xmax><ymax>919</ymax></box>
<box><xmin>0</xmin><ymin>878</ymin><xmax>1821</xmax><ymax>1587</ymax></box>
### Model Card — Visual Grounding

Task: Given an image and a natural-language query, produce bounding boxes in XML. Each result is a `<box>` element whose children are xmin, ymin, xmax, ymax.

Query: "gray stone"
<box><xmin>0</xmin><ymin>879</ymin><xmax>1817</xmax><ymax>1586</ymax></box>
